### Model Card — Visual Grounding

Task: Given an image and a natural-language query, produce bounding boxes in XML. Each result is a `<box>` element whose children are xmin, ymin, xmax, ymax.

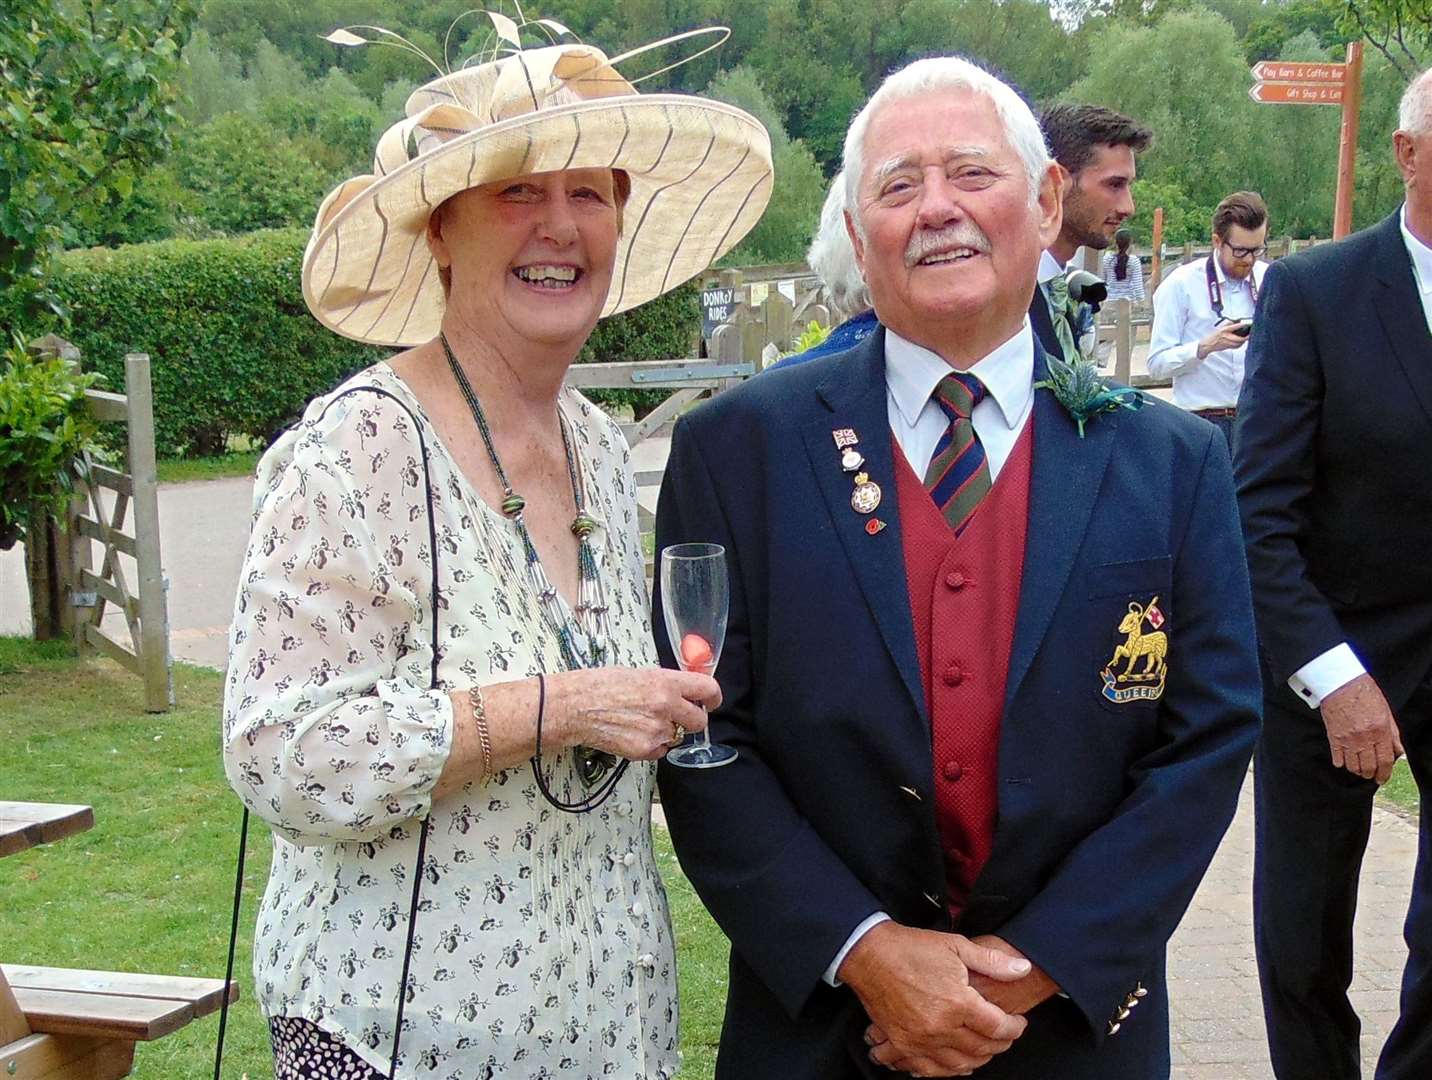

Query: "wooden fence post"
<box><xmin>1112</xmin><ymin>299</ymin><xmax>1134</xmax><ymax>384</ymax></box>
<box><xmin>125</xmin><ymin>353</ymin><xmax>172</xmax><ymax>711</ymax></box>
<box><xmin>760</xmin><ymin>290</ymin><xmax>795</xmax><ymax>365</ymax></box>
<box><xmin>1150</xmin><ymin>208</ymin><xmax>1165</xmax><ymax>291</ymax></box>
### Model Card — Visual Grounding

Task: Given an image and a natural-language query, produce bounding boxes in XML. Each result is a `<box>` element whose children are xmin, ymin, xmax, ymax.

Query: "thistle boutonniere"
<box><xmin>1033</xmin><ymin>354</ymin><xmax>1144</xmax><ymax>438</ymax></box>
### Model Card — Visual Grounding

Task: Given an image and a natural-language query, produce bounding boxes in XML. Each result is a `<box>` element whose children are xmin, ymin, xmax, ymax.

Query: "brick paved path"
<box><xmin>1169</xmin><ymin>776</ymin><xmax>1419</xmax><ymax>1078</ymax></box>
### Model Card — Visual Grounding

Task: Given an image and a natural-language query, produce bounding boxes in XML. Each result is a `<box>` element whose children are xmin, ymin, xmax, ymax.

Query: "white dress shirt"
<box><xmin>1148</xmin><ymin>255</ymin><xmax>1268</xmax><ymax>410</ymax></box>
<box><xmin>1037</xmin><ymin>248</ymin><xmax>1065</xmax><ymax>286</ymax></box>
<box><xmin>1402</xmin><ymin>203</ymin><xmax>1432</xmax><ymax>334</ymax></box>
<box><xmin>1288</xmin><ymin>207</ymin><xmax>1432</xmax><ymax>708</ymax></box>
<box><xmin>823</xmin><ymin>321</ymin><xmax>1035</xmax><ymax>985</ymax></box>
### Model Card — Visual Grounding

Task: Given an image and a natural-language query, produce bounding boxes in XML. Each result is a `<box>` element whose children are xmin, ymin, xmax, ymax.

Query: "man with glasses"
<box><xmin>1148</xmin><ymin>192</ymin><xmax>1270</xmax><ymax>442</ymax></box>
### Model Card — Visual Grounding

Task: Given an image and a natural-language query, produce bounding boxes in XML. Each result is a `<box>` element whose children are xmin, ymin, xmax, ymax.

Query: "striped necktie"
<box><xmin>924</xmin><ymin>372</ymin><xmax>992</xmax><ymax>534</ymax></box>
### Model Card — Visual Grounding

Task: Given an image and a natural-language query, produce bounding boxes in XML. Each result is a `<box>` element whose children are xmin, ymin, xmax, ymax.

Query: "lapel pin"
<box><xmin>851</xmin><ymin>471</ymin><xmax>882</xmax><ymax>514</ymax></box>
<box><xmin>865</xmin><ymin>518</ymin><xmax>887</xmax><ymax>535</ymax></box>
<box><xmin>841</xmin><ymin>447</ymin><xmax>865</xmax><ymax>472</ymax></box>
<box><xmin>832</xmin><ymin>428</ymin><xmax>858</xmax><ymax>449</ymax></box>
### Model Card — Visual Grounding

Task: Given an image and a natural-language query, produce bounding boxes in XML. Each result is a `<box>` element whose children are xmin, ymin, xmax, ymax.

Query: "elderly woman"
<box><xmin>222</xmin><ymin>25</ymin><xmax>771</xmax><ymax>1080</ymax></box>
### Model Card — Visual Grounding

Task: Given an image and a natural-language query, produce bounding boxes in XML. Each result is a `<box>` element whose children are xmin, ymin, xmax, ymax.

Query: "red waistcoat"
<box><xmin>895</xmin><ymin>417</ymin><xmax>1034</xmax><ymax>918</ymax></box>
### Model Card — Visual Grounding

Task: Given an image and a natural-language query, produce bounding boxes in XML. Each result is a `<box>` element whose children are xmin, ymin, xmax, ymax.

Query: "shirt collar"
<box><xmin>885</xmin><ymin>322</ymin><xmax>1034</xmax><ymax>432</ymax></box>
<box><xmin>1401</xmin><ymin>204</ymin><xmax>1432</xmax><ymax>296</ymax></box>
<box><xmin>1038</xmin><ymin>249</ymin><xmax>1065</xmax><ymax>284</ymax></box>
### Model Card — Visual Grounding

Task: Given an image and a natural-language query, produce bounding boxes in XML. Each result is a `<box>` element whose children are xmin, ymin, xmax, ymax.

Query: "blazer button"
<box><xmin>923</xmin><ymin>891</ymin><xmax>943</xmax><ymax>909</ymax></box>
<box><xmin>942</xmin><ymin>665</ymin><xmax>964</xmax><ymax>687</ymax></box>
<box><xmin>899</xmin><ymin>785</ymin><xmax>923</xmax><ymax>802</ymax></box>
<box><xmin>1107</xmin><ymin>1021</ymin><xmax>1121</xmax><ymax>1036</ymax></box>
<box><xmin>629</xmin><ymin>902</ymin><xmax>644</xmax><ymax>918</ymax></box>
<box><xmin>944</xmin><ymin>571</ymin><xmax>967</xmax><ymax>590</ymax></box>
<box><xmin>622</xmin><ymin>851</ymin><xmax>637</xmax><ymax>867</ymax></box>
<box><xmin>942</xmin><ymin>760</ymin><xmax>963</xmax><ymax>782</ymax></box>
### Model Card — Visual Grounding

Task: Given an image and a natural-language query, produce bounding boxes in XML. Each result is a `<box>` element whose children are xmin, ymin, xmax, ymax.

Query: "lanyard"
<box><xmin>1205</xmin><ymin>254</ymin><xmax>1256</xmax><ymax>321</ymax></box>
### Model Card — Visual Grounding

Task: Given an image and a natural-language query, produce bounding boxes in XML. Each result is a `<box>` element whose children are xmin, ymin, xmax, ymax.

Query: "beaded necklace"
<box><xmin>441</xmin><ymin>333</ymin><xmax>621</xmax><ymax>798</ymax></box>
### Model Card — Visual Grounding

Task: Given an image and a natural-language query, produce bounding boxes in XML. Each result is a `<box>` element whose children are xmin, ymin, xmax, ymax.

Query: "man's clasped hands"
<box><xmin>840</xmin><ymin>922</ymin><xmax>1061</xmax><ymax>1078</ymax></box>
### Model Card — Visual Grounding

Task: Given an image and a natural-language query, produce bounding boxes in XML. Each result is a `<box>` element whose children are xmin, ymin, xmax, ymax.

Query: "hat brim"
<box><xmin>302</xmin><ymin>95</ymin><xmax>773</xmax><ymax>348</ymax></box>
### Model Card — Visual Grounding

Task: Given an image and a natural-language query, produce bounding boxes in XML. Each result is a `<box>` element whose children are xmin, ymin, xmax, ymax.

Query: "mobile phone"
<box><xmin>1231</xmin><ymin>322</ymin><xmax>1252</xmax><ymax>338</ymax></box>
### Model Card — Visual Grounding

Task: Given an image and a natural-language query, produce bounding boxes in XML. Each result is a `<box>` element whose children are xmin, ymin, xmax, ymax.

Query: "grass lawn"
<box><xmin>155</xmin><ymin>450</ymin><xmax>261</xmax><ymax>485</ymax></box>
<box><xmin>0</xmin><ymin>638</ymin><xmax>727</xmax><ymax>1079</ymax></box>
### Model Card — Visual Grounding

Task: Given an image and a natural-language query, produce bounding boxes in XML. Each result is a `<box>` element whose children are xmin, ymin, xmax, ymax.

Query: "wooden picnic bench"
<box><xmin>1</xmin><ymin>801</ymin><xmax>236</xmax><ymax>1079</ymax></box>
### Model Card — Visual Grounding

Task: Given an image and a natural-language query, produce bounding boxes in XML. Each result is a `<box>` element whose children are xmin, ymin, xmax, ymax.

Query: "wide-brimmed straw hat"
<box><xmin>301</xmin><ymin>24</ymin><xmax>774</xmax><ymax>348</ymax></box>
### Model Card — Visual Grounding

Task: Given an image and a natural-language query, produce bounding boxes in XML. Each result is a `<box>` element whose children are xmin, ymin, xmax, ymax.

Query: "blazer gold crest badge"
<box><xmin>1100</xmin><ymin>596</ymin><xmax>1168</xmax><ymax>703</ymax></box>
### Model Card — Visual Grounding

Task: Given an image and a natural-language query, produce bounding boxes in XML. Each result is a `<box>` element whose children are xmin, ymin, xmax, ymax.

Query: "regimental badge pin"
<box><xmin>1100</xmin><ymin>595</ymin><xmax>1168</xmax><ymax>703</ymax></box>
<box><xmin>850</xmin><ymin>471</ymin><xmax>882</xmax><ymax>514</ymax></box>
<box><xmin>841</xmin><ymin>447</ymin><xmax>865</xmax><ymax>473</ymax></box>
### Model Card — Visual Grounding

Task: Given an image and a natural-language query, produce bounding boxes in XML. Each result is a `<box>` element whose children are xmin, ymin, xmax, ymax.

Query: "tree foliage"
<box><xmin>1340</xmin><ymin>0</ymin><xmax>1431</xmax><ymax>76</ymax></box>
<box><xmin>14</xmin><ymin>0</ymin><xmax>1422</xmax><ymax>342</ymax></box>
<box><xmin>0</xmin><ymin>0</ymin><xmax>197</xmax><ymax>316</ymax></box>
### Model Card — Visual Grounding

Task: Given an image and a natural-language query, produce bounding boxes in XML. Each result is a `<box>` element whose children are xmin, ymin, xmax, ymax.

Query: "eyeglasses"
<box><xmin>1225</xmin><ymin>244</ymin><xmax>1266</xmax><ymax>259</ymax></box>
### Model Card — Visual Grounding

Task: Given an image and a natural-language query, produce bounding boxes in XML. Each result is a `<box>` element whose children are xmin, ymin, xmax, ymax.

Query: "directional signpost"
<box><xmin>1248</xmin><ymin>43</ymin><xmax>1364</xmax><ymax>238</ymax></box>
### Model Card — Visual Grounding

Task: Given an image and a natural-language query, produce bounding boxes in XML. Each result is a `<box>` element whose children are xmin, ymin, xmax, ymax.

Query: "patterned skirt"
<box><xmin>270</xmin><ymin>1016</ymin><xmax>383</xmax><ymax>1079</ymax></box>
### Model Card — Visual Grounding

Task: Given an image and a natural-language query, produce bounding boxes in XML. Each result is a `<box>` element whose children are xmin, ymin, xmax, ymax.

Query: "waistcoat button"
<box><xmin>943</xmin><ymin>760</ymin><xmax>963</xmax><ymax>782</ymax></box>
<box><xmin>943</xmin><ymin>665</ymin><xmax>964</xmax><ymax>687</ymax></box>
<box><xmin>945</xmin><ymin>571</ymin><xmax>967</xmax><ymax>590</ymax></box>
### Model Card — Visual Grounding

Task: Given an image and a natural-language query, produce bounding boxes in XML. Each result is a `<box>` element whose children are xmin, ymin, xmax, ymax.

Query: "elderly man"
<box><xmin>1237</xmin><ymin>67</ymin><xmax>1432</xmax><ymax>1080</ymax></box>
<box><xmin>656</xmin><ymin>56</ymin><xmax>1260</xmax><ymax>1079</ymax></box>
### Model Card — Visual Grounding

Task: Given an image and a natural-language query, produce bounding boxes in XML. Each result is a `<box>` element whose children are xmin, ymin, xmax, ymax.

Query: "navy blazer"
<box><xmin>654</xmin><ymin>330</ymin><xmax>1261</xmax><ymax>1078</ymax></box>
<box><xmin>1236</xmin><ymin>210</ymin><xmax>1432</xmax><ymax>712</ymax></box>
<box><xmin>654</xmin><ymin>329</ymin><xmax>1261</xmax><ymax>1079</ymax></box>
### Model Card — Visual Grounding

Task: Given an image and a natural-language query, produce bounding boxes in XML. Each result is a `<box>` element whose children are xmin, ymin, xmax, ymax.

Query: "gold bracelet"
<box><xmin>469</xmin><ymin>685</ymin><xmax>493</xmax><ymax>778</ymax></box>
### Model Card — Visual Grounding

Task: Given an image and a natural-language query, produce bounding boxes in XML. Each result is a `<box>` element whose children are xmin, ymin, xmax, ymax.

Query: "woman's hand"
<box><xmin>437</xmin><ymin>667</ymin><xmax>720</xmax><ymax>799</ymax></box>
<box><xmin>548</xmin><ymin>667</ymin><xmax>718</xmax><ymax>761</ymax></box>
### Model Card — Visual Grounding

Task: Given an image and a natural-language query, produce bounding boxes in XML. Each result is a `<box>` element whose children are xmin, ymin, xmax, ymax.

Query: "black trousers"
<box><xmin>1253</xmin><ymin>672</ymin><xmax>1432</xmax><ymax>1079</ymax></box>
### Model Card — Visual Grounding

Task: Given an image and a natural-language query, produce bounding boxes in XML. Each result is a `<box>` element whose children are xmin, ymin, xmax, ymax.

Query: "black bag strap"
<box><xmin>216</xmin><ymin>384</ymin><xmax>441</xmax><ymax>1080</ymax></box>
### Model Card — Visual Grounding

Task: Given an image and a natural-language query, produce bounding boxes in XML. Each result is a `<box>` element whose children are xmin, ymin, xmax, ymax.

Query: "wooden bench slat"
<box><xmin>12</xmin><ymin>987</ymin><xmax>194</xmax><ymax>1042</ymax></box>
<box><xmin>1</xmin><ymin>966</ymin><xmax>235</xmax><ymax>1018</ymax></box>
<box><xmin>0</xmin><ymin>1031</ymin><xmax>134</xmax><ymax>1080</ymax></box>
<box><xmin>0</xmin><ymin>803</ymin><xmax>94</xmax><ymax>859</ymax></box>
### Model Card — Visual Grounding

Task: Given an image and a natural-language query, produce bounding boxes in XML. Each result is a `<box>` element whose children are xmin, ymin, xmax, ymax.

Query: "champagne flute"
<box><xmin>660</xmin><ymin>542</ymin><xmax>738</xmax><ymax>769</ymax></box>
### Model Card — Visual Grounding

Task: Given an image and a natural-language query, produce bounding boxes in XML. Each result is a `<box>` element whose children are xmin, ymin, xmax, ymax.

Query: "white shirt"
<box><xmin>1148</xmin><ymin>255</ymin><xmax>1268</xmax><ymax>410</ymax></box>
<box><xmin>1289</xmin><ymin>207</ymin><xmax>1432</xmax><ymax>708</ymax></box>
<box><xmin>1037</xmin><ymin>248</ymin><xmax>1065</xmax><ymax>285</ymax></box>
<box><xmin>1101</xmin><ymin>250</ymin><xmax>1146</xmax><ymax>302</ymax></box>
<box><xmin>824</xmin><ymin>322</ymin><xmax>1035</xmax><ymax>984</ymax></box>
<box><xmin>1401</xmin><ymin>203</ymin><xmax>1432</xmax><ymax>335</ymax></box>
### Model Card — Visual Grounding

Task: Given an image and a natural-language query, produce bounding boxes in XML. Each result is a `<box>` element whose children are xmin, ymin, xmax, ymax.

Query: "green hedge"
<box><xmin>4</xmin><ymin>230</ymin><xmax>700</xmax><ymax>458</ymax></box>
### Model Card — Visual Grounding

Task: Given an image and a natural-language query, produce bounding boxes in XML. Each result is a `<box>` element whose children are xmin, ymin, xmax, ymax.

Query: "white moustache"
<box><xmin>905</xmin><ymin>224</ymin><xmax>991</xmax><ymax>267</ymax></box>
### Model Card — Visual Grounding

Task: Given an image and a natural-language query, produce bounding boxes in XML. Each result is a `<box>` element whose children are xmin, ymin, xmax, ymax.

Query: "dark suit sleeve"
<box><xmin>1234</xmin><ymin>260</ymin><xmax>1346</xmax><ymax>684</ymax></box>
<box><xmin>997</xmin><ymin>428</ymin><xmax>1261</xmax><ymax>1035</ymax></box>
<box><xmin>655</xmin><ymin>413</ymin><xmax>883</xmax><ymax>1020</ymax></box>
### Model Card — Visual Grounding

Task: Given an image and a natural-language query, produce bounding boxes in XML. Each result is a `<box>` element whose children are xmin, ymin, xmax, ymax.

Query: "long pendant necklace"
<box><xmin>441</xmin><ymin>333</ymin><xmax>620</xmax><ymax>795</ymax></box>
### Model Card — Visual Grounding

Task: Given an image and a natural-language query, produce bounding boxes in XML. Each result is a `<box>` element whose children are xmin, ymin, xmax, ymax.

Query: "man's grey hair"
<box><xmin>842</xmin><ymin>56</ymin><xmax>1051</xmax><ymax>236</ymax></box>
<box><xmin>1399</xmin><ymin>67</ymin><xmax>1432</xmax><ymax>135</ymax></box>
<box><xmin>806</xmin><ymin>170</ymin><xmax>872</xmax><ymax>322</ymax></box>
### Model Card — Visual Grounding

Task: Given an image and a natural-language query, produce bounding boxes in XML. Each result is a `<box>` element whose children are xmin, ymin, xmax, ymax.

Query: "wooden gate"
<box><xmin>29</xmin><ymin>339</ymin><xmax>173</xmax><ymax>712</ymax></box>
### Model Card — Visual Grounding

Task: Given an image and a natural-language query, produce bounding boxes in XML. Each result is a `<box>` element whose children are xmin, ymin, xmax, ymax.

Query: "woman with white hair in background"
<box><xmin>775</xmin><ymin>170</ymin><xmax>879</xmax><ymax>367</ymax></box>
<box><xmin>222</xmin><ymin>19</ymin><xmax>771</xmax><ymax>1080</ymax></box>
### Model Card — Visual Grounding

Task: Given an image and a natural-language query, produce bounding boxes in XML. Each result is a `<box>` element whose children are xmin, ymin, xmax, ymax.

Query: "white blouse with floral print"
<box><xmin>222</xmin><ymin>363</ymin><xmax>678</xmax><ymax>1080</ymax></box>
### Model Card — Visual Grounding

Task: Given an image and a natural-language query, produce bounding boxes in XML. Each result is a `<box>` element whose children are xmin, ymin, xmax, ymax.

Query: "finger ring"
<box><xmin>671</xmin><ymin>723</ymin><xmax>685</xmax><ymax>744</ymax></box>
